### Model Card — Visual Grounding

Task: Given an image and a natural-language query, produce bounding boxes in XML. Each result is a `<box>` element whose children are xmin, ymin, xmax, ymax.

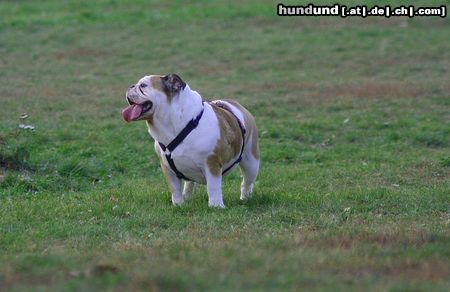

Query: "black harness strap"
<box><xmin>158</xmin><ymin>101</ymin><xmax>246</xmax><ymax>181</ymax></box>
<box><xmin>158</xmin><ymin>107</ymin><xmax>204</xmax><ymax>181</ymax></box>
<box><xmin>218</xmin><ymin>104</ymin><xmax>246</xmax><ymax>175</ymax></box>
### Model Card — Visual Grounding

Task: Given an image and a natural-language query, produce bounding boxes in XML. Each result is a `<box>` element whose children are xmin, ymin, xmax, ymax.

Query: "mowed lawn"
<box><xmin>0</xmin><ymin>0</ymin><xmax>449</xmax><ymax>290</ymax></box>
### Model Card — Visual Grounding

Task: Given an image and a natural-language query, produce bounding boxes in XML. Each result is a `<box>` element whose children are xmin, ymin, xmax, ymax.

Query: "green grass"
<box><xmin>1</xmin><ymin>0</ymin><xmax>449</xmax><ymax>290</ymax></box>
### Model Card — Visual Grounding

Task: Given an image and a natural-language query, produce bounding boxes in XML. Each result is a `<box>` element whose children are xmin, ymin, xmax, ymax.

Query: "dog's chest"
<box><xmin>156</xmin><ymin>107</ymin><xmax>220</xmax><ymax>184</ymax></box>
<box><xmin>155</xmin><ymin>103</ymin><xmax>243</xmax><ymax>184</ymax></box>
<box><xmin>167</xmin><ymin>150</ymin><xmax>208</xmax><ymax>183</ymax></box>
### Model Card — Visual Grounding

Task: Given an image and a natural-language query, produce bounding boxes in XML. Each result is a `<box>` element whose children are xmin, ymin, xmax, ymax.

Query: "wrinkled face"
<box><xmin>122</xmin><ymin>74</ymin><xmax>185</xmax><ymax>122</ymax></box>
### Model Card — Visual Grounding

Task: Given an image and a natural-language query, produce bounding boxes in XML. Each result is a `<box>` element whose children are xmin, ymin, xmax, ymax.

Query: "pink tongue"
<box><xmin>122</xmin><ymin>104</ymin><xmax>143</xmax><ymax>122</ymax></box>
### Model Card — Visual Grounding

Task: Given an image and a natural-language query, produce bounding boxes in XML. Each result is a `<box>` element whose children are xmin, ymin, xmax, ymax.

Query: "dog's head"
<box><xmin>122</xmin><ymin>74</ymin><xmax>186</xmax><ymax>122</ymax></box>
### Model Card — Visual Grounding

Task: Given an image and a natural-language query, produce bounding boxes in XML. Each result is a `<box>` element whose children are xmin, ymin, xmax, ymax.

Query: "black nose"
<box><xmin>129</xmin><ymin>84</ymin><xmax>135</xmax><ymax>89</ymax></box>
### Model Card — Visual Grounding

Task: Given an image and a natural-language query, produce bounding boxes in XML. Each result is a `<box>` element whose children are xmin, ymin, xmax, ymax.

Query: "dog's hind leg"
<box><xmin>182</xmin><ymin>181</ymin><xmax>195</xmax><ymax>201</ymax></box>
<box><xmin>239</xmin><ymin>132</ymin><xmax>259</xmax><ymax>200</ymax></box>
<box><xmin>239</xmin><ymin>154</ymin><xmax>259</xmax><ymax>200</ymax></box>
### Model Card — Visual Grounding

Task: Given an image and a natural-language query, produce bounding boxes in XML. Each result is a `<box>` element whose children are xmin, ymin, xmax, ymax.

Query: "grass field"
<box><xmin>1</xmin><ymin>0</ymin><xmax>449</xmax><ymax>290</ymax></box>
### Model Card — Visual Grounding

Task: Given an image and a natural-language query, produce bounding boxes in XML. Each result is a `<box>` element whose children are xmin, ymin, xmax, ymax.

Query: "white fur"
<box><xmin>127</xmin><ymin>75</ymin><xmax>259</xmax><ymax>208</ymax></box>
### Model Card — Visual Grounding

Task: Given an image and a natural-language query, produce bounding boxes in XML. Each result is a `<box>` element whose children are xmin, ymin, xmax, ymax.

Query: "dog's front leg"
<box><xmin>205</xmin><ymin>170</ymin><xmax>225</xmax><ymax>208</ymax></box>
<box><xmin>160</xmin><ymin>161</ymin><xmax>183</xmax><ymax>205</ymax></box>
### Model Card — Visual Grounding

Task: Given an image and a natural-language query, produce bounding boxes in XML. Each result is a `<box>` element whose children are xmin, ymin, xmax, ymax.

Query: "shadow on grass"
<box><xmin>0</xmin><ymin>151</ymin><xmax>31</xmax><ymax>171</ymax></box>
<box><xmin>167</xmin><ymin>188</ymin><xmax>299</xmax><ymax>217</ymax></box>
<box><xmin>0</xmin><ymin>133</ymin><xmax>32</xmax><ymax>172</ymax></box>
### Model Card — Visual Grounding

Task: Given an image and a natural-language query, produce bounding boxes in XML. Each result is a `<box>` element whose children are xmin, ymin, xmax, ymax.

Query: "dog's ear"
<box><xmin>162</xmin><ymin>74</ymin><xmax>186</xmax><ymax>94</ymax></box>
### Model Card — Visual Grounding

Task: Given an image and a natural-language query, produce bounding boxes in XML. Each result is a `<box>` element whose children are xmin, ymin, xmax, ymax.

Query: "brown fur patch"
<box><xmin>207</xmin><ymin>103</ymin><xmax>244</xmax><ymax>176</ymax></box>
<box><xmin>223</xmin><ymin>100</ymin><xmax>259</xmax><ymax>160</ymax></box>
<box><xmin>150</xmin><ymin>75</ymin><xmax>165</xmax><ymax>93</ymax></box>
<box><xmin>150</xmin><ymin>75</ymin><xmax>175</xmax><ymax>103</ymax></box>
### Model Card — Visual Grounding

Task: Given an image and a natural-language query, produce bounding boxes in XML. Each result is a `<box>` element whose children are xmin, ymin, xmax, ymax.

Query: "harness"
<box><xmin>158</xmin><ymin>102</ymin><xmax>246</xmax><ymax>181</ymax></box>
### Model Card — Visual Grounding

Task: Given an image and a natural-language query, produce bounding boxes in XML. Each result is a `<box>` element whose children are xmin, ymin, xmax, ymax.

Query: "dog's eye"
<box><xmin>140</xmin><ymin>83</ymin><xmax>147</xmax><ymax>88</ymax></box>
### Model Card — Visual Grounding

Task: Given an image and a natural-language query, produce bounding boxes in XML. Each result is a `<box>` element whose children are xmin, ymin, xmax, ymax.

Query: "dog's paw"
<box><xmin>240</xmin><ymin>194</ymin><xmax>252</xmax><ymax>201</ymax></box>
<box><xmin>171</xmin><ymin>194</ymin><xmax>184</xmax><ymax>206</ymax></box>
<box><xmin>240</xmin><ymin>184</ymin><xmax>253</xmax><ymax>200</ymax></box>
<box><xmin>182</xmin><ymin>192</ymin><xmax>193</xmax><ymax>201</ymax></box>
<box><xmin>208</xmin><ymin>199</ymin><xmax>225</xmax><ymax>208</ymax></box>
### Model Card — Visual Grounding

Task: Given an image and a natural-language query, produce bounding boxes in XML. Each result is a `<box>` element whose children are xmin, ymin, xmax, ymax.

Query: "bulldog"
<box><xmin>122</xmin><ymin>74</ymin><xmax>259</xmax><ymax>208</ymax></box>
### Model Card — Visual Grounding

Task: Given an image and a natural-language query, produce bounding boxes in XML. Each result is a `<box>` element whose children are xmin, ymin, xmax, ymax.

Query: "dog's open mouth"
<box><xmin>122</xmin><ymin>100</ymin><xmax>153</xmax><ymax>122</ymax></box>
